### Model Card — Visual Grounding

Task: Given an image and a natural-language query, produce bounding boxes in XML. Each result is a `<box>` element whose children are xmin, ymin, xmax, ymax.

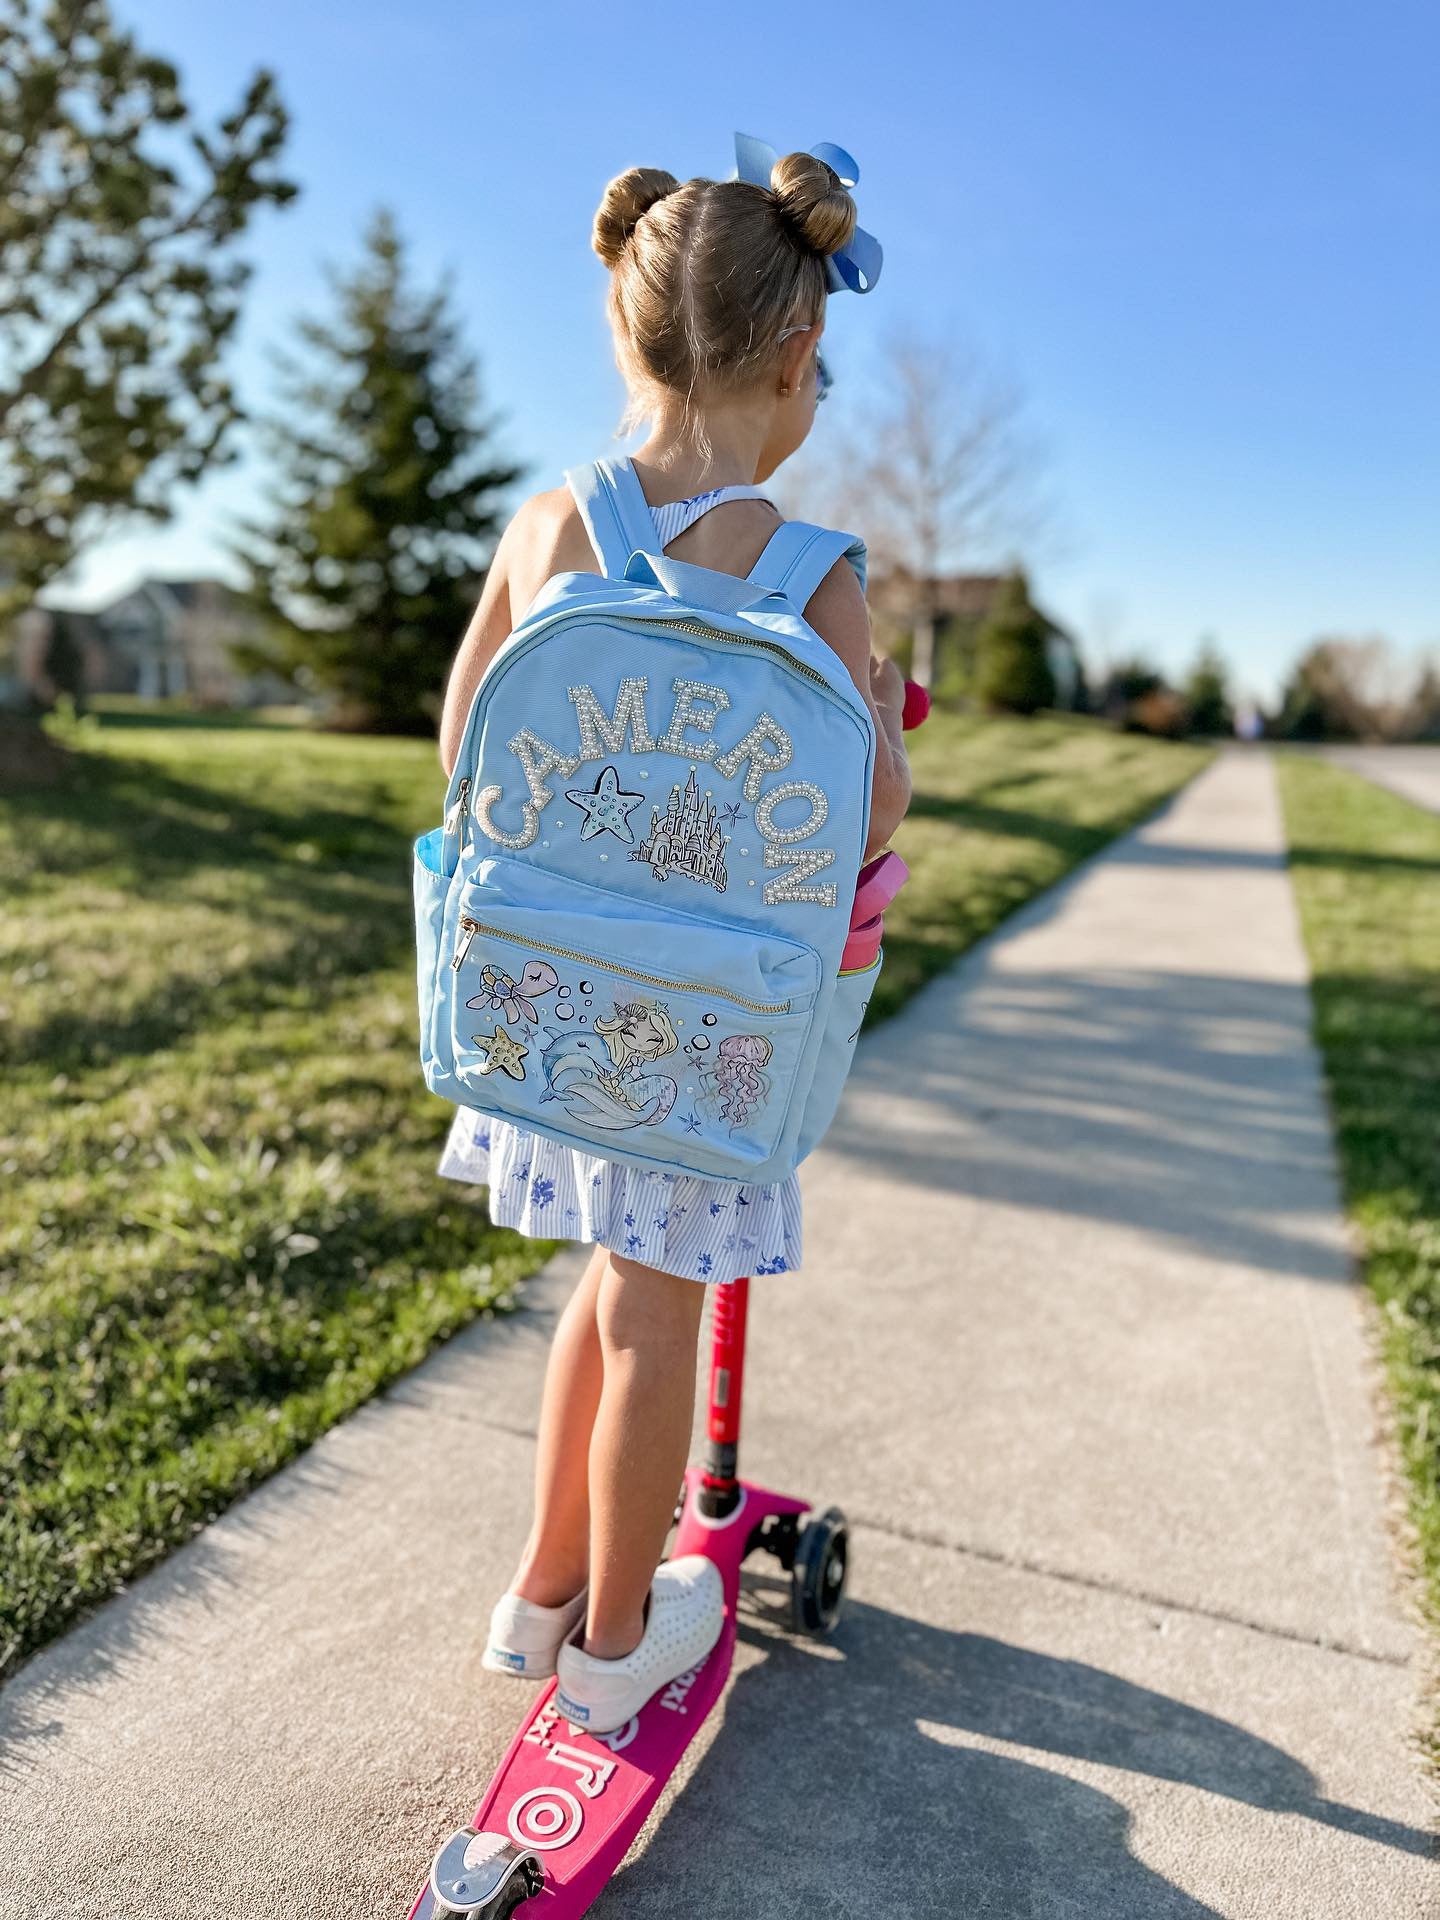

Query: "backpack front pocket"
<box><xmin>444</xmin><ymin>869</ymin><xmax>821</xmax><ymax>1177</ymax></box>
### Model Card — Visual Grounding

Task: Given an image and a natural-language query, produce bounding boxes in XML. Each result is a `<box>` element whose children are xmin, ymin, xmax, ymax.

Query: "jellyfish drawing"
<box><xmin>466</xmin><ymin>959</ymin><xmax>560</xmax><ymax>1024</ymax></box>
<box><xmin>700</xmin><ymin>1033</ymin><xmax>774</xmax><ymax>1132</ymax></box>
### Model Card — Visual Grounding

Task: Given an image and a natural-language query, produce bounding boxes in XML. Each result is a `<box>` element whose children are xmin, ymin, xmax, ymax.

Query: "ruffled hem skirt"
<box><xmin>437</xmin><ymin>1107</ymin><xmax>802</xmax><ymax>1285</ymax></box>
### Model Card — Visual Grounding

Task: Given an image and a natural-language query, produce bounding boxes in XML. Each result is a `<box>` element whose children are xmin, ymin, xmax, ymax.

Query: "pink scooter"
<box><xmin>408</xmin><ymin>685</ymin><xmax>929</xmax><ymax>1920</ymax></box>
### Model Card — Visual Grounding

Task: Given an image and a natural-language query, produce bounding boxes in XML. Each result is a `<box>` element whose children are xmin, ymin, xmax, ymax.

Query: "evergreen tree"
<box><xmin>973</xmin><ymin>569</ymin><xmax>1056</xmax><ymax>716</ymax></box>
<box><xmin>1097</xmin><ymin>655</ymin><xmax>1175</xmax><ymax>732</ymax></box>
<box><xmin>0</xmin><ymin>0</ymin><xmax>295</xmax><ymax>620</ymax></box>
<box><xmin>1182</xmin><ymin>640</ymin><xmax>1234</xmax><ymax>737</ymax></box>
<box><xmin>235</xmin><ymin>211</ymin><xmax>523</xmax><ymax>733</ymax></box>
<box><xmin>1102</xmin><ymin>656</ymin><xmax>1165</xmax><ymax>707</ymax></box>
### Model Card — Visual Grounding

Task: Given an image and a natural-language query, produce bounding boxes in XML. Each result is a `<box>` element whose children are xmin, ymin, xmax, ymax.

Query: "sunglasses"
<box><xmin>777</xmin><ymin>326</ymin><xmax>832</xmax><ymax>405</ymax></box>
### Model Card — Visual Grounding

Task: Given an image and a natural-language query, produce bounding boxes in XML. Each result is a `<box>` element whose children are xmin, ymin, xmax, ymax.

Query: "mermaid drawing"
<box><xmin>539</xmin><ymin>997</ymin><xmax>679</xmax><ymax>1131</ymax></box>
<box><xmin>700</xmin><ymin>1033</ymin><xmax>774</xmax><ymax>1132</ymax></box>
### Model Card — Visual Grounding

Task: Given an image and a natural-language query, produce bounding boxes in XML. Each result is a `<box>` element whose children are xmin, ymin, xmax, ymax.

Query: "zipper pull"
<box><xmin>444</xmin><ymin>776</ymin><xmax>471</xmax><ymax>839</ymax></box>
<box><xmin>451</xmin><ymin>917</ymin><xmax>480</xmax><ymax>972</ymax></box>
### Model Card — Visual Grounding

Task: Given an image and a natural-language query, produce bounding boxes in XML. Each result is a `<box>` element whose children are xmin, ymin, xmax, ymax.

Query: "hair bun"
<box><xmin>769</xmin><ymin>150</ymin><xmax>857</xmax><ymax>260</ymax></box>
<box><xmin>593</xmin><ymin>167</ymin><xmax>681</xmax><ymax>267</ymax></box>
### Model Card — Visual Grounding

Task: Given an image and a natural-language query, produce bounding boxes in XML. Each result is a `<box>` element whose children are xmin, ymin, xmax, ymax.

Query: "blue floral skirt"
<box><xmin>437</xmin><ymin>1107</ymin><xmax>802</xmax><ymax>1285</ymax></box>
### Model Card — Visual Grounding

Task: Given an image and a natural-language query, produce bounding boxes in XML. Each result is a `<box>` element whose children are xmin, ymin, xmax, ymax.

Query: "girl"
<box><xmin>436</xmin><ymin>149</ymin><xmax>912</xmax><ymax>1733</ymax></box>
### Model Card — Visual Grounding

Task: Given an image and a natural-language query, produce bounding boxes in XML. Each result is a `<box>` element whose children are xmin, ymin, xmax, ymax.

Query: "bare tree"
<box><xmin>781</xmin><ymin>330</ymin><xmax>1055</xmax><ymax>687</ymax></box>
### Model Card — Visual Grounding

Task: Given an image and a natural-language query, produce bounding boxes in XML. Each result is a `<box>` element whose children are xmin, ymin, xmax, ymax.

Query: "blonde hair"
<box><xmin>593</xmin><ymin>999</ymin><xmax>680</xmax><ymax>1067</ymax></box>
<box><xmin>592</xmin><ymin>153</ymin><xmax>857</xmax><ymax>444</ymax></box>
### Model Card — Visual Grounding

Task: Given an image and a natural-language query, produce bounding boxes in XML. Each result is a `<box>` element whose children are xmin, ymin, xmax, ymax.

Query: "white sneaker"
<box><xmin>554</xmin><ymin>1555</ymin><xmax>725</xmax><ymax>1734</ymax></box>
<box><xmin>482</xmin><ymin>1585</ymin><xmax>588</xmax><ymax>1680</ymax></box>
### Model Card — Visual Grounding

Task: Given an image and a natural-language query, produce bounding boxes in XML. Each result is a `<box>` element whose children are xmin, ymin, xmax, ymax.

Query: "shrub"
<box><xmin>974</xmin><ymin>570</ymin><xmax>1056</xmax><ymax>716</ymax></box>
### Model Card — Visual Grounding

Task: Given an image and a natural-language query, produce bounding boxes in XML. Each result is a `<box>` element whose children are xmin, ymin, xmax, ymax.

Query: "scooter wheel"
<box><xmin>791</xmin><ymin>1506</ymin><xmax>848</xmax><ymax>1636</ymax></box>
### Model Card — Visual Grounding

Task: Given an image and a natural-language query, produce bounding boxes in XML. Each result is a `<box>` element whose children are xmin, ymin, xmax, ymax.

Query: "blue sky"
<box><xmin>61</xmin><ymin>1</ymin><xmax>1439</xmax><ymax>704</ymax></box>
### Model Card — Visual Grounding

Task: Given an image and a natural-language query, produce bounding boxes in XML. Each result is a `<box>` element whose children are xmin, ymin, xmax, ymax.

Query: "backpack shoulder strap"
<box><xmin>563</xmin><ymin>456</ymin><xmax>656</xmax><ymax>579</ymax></box>
<box><xmin>745</xmin><ymin>520</ymin><xmax>868</xmax><ymax>610</ymax></box>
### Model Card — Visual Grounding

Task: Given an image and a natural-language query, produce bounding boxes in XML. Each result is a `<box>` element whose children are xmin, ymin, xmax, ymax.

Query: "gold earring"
<box><xmin>778</xmin><ymin>382</ymin><xmax>791</xmax><ymax>398</ymax></box>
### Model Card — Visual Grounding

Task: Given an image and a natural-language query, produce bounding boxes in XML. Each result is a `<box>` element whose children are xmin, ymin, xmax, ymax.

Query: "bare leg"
<box><xmin>584</xmin><ymin>1252</ymin><xmax>707</xmax><ymax>1659</ymax></box>
<box><xmin>510</xmin><ymin>1246</ymin><xmax>607</xmax><ymax>1607</ymax></box>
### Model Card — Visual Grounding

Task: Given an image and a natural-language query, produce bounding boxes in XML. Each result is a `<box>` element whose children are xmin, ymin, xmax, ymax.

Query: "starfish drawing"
<box><xmin>719</xmin><ymin>801</ymin><xmax>746</xmax><ymax>827</ymax></box>
<box><xmin>565</xmin><ymin>764</ymin><xmax>645</xmax><ymax>844</ymax></box>
<box><xmin>680</xmin><ymin>1111</ymin><xmax>703</xmax><ymax>1135</ymax></box>
<box><xmin>470</xmin><ymin>1025</ymin><xmax>528</xmax><ymax>1080</ymax></box>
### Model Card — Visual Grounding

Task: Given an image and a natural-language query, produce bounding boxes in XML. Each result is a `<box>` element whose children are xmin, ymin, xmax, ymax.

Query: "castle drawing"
<box><xmin>630</xmin><ymin>767</ymin><xmax>728</xmax><ymax>893</ymax></box>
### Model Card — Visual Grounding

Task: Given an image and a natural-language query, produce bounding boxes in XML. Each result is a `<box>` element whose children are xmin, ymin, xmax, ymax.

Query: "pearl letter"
<box><xmin>762</xmin><ymin>843</ymin><xmax>837</xmax><ymax>907</ymax></box>
<box><xmin>713</xmin><ymin>713</ymin><xmax>793</xmax><ymax>802</ymax></box>
<box><xmin>753</xmin><ymin>779</ymin><xmax>828</xmax><ymax>844</ymax></box>
<box><xmin>569</xmin><ymin>678</ymin><xmax>655</xmax><ymax>760</ymax></box>
<box><xmin>659</xmin><ymin>678</ymin><xmax>730</xmax><ymax>761</ymax></box>
<box><xmin>508</xmin><ymin>727</ymin><xmax>581</xmax><ymax>811</ymax></box>
<box><xmin>473</xmin><ymin>784</ymin><xmax>541</xmax><ymax>849</ymax></box>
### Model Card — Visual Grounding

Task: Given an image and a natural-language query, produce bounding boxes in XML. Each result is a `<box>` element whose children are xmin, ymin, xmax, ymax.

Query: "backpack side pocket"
<box><xmin>414</xmin><ymin>827</ymin><xmax>455</xmax><ymax>1093</ymax></box>
<box><xmin>794</xmin><ymin>952</ymin><xmax>881</xmax><ymax>1163</ymax></box>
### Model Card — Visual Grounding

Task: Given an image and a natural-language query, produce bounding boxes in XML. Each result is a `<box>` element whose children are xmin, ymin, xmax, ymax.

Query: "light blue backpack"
<box><xmin>414</xmin><ymin>457</ymin><xmax>879</xmax><ymax>1185</ymax></box>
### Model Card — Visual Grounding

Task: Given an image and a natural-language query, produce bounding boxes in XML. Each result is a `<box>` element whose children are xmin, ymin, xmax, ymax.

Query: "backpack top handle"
<box><xmin>619</xmin><ymin>547</ymin><xmax>791</xmax><ymax>619</ymax></box>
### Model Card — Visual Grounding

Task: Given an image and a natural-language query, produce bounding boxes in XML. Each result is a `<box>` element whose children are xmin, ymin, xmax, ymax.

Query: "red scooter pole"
<box><xmin>698</xmin><ymin>1271</ymin><xmax>749</xmax><ymax>1515</ymax></box>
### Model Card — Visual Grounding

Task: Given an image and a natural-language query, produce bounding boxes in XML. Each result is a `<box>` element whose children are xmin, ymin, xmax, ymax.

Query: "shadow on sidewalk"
<box><xmin>596</xmin><ymin>1575</ymin><xmax>1433</xmax><ymax>1918</ymax></box>
<box><xmin>827</xmin><ymin>966</ymin><xmax>1352</xmax><ymax>1282</ymax></box>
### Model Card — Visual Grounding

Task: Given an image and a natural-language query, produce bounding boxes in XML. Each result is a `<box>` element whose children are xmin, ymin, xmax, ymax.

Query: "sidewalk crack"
<box><xmin>849</xmin><ymin>1511</ymin><xmax>1410</xmax><ymax>1668</ymax></box>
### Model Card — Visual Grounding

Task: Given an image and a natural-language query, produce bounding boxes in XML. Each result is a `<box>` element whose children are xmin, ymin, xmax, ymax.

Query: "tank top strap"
<box><xmin>650</xmin><ymin>484</ymin><xmax>774</xmax><ymax>552</ymax></box>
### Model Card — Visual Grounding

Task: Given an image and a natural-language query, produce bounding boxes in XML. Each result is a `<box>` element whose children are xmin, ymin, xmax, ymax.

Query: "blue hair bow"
<box><xmin>732</xmin><ymin>131</ymin><xmax>883</xmax><ymax>294</ymax></box>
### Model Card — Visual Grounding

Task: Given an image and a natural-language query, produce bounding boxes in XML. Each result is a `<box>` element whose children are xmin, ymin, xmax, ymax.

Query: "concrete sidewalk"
<box><xmin>2</xmin><ymin>748</ymin><xmax>1434</xmax><ymax>1916</ymax></box>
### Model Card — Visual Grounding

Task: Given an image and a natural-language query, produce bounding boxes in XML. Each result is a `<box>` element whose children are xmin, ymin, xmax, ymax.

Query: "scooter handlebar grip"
<box><xmin>902</xmin><ymin>680</ymin><xmax>931</xmax><ymax>731</ymax></box>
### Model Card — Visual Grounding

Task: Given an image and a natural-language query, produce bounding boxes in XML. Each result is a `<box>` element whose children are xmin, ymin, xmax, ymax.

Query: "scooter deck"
<box><xmin>408</xmin><ymin>1473</ymin><xmax>807</xmax><ymax>1918</ymax></box>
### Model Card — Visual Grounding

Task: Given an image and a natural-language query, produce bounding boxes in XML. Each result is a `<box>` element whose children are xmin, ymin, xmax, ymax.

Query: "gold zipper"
<box><xmin>650</xmin><ymin>617</ymin><xmax>831</xmax><ymax>691</ymax></box>
<box><xmin>452</xmin><ymin>915</ymin><xmax>792</xmax><ymax>1014</ymax></box>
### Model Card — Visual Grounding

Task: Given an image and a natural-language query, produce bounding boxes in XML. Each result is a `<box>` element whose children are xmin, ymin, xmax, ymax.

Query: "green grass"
<box><xmin>1</xmin><ymin>708</ymin><xmax>1206</xmax><ymax>1678</ymax></box>
<box><xmin>0</xmin><ymin>719</ymin><xmax>549</xmax><ymax>1681</ymax></box>
<box><xmin>1276</xmin><ymin>754</ymin><xmax>1440</xmax><ymax>1623</ymax></box>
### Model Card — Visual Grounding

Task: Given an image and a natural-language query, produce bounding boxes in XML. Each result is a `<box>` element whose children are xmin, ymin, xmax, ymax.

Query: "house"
<box><xmin>867</xmin><ymin>566</ymin><xmax>1084</xmax><ymax>709</ymax></box>
<box><xmin>7</xmin><ymin>577</ymin><xmax>290</xmax><ymax>709</ymax></box>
